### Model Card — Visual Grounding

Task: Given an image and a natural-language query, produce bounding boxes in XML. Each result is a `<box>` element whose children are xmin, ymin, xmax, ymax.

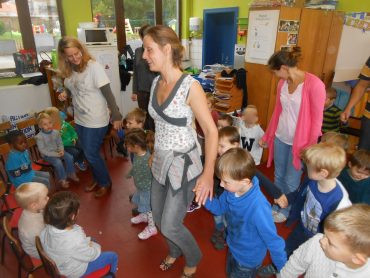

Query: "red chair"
<box><xmin>2</xmin><ymin>216</ymin><xmax>43</xmax><ymax>278</ymax></box>
<box><xmin>35</xmin><ymin>236</ymin><xmax>115</xmax><ymax>278</ymax></box>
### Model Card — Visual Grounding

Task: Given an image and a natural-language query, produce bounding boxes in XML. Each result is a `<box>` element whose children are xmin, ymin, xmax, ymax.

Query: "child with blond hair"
<box><xmin>15</xmin><ymin>182</ymin><xmax>49</xmax><ymax>258</ymax></box>
<box><xmin>338</xmin><ymin>149</ymin><xmax>370</xmax><ymax>205</ymax></box>
<box><xmin>233</xmin><ymin>105</ymin><xmax>264</xmax><ymax>165</ymax></box>
<box><xmin>279</xmin><ymin>204</ymin><xmax>370</xmax><ymax>277</ymax></box>
<box><xmin>35</xmin><ymin>113</ymin><xmax>78</xmax><ymax>188</ymax></box>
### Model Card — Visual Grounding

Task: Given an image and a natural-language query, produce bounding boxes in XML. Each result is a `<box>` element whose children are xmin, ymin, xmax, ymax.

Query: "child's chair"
<box><xmin>35</xmin><ymin>236</ymin><xmax>115</xmax><ymax>278</ymax></box>
<box><xmin>2</xmin><ymin>216</ymin><xmax>42</xmax><ymax>278</ymax></box>
<box><xmin>15</xmin><ymin>118</ymin><xmax>56</xmax><ymax>183</ymax></box>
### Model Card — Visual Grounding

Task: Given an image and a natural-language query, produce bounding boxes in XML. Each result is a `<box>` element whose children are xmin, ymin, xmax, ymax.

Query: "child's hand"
<box><xmin>259</xmin><ymin>139</ymin><xmax>268</xmax><ymax>148</ymax></box>
<box><xmin>72</xmin><ymin>139</ymin><xmax>77</xmax><ymax>145</ymax></box>
<box><xmin>58</xmin><ymin>150</ymin><xmax>64</xmax><ymax>157</ymax></box>
<box><xmin>148</xmin><ymin>154</ymin><xmax>154</xmax><ymax>168</ymax></box>
<box><xmin>274</xmin><ymin>194</ymin><xmax>288</xmax><ymax>208</ymax></box>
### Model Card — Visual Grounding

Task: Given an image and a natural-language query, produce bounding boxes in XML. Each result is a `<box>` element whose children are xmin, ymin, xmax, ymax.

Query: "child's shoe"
<box><xmin>138</xmin><ymin>225</ymin><xmax>158</xmax><ymax>240</ymax></box>
<box><xmin>75</xmin><ymin>161</ymin><xmax>87</xmax><ymax>171</ymax></box>
<box><xmin>68</xmin><ymin>173</ymin><xmax>80</xmax><ymax>182</ymax></box>
<box><xmin>187</xmin><ymin>201</ymin><xmax>201</xmax><ymax>213</ymax></box>
<box><xmin>131</xmin><ymin>213</ymin><xmax>148</xmax><ymax>224</ymax></box>
<box><xmin>210</xmin><ymin>229</ymin><xmax>224</xmax><ymax>243</ymax></box>
<box><xmin>272</xmin><ymin>211</ymin><xmax>287</xmax><ymax>223</ymax></box>
<box><xmin>59</xmin><ymin>180</ymin><xmax>70</xmax><ymax>189</ymax></box>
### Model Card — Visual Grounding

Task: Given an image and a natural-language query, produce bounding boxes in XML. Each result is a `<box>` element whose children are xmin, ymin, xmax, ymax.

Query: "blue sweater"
<box><xmin>5</xmin><ymin>150</ymin><xmax>35</xmax><ymax>187</ymax></box>
<box><xmin>205</xmin><ymin>177</ymin><xmax>287</xmax><ymax>271</ymax></box>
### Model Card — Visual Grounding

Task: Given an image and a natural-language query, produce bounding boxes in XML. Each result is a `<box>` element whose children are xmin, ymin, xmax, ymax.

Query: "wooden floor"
<box><xmin>0</xmin><ymin>151</ymin><xmax>292</xmax><ymax>278</ymax></box>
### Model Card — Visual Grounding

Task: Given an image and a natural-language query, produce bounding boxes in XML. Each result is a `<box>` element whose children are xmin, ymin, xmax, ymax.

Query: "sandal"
<box><xmin>181</xmin><ymin>271</ymin><xmax>195</xmax><ymax>278</ymax></box>
<box><xmin>159</xmin><ymin>258</ymin><xmax>175</xmax><ymax>271</ymax></box>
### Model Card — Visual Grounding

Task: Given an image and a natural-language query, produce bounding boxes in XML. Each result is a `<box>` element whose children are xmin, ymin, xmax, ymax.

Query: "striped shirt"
<box><xmin>322</xmin><ymin>104</ymin><xmax>341</xmax><ymax>133</ymax></box>
<box><xmin>359</xmin><ymin>56</ymin><xmax>370</xmax><ymax>119</ymax></box>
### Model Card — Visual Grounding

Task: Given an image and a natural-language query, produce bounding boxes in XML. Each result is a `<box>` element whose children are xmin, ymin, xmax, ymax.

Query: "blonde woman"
<box><xmin>57</xmin><ymin>37</ymin><xmax>122</xmax><ymax>198</ymax></box>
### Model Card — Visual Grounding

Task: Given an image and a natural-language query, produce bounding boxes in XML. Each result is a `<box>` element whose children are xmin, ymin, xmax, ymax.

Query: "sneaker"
<box><xmin>131</xmin><ymin>213</ymin><xmax>148</xmax><ymax>224</ymax></box>
<box><xmin>75</xmin><ymin>161</ymin><xmax>87</xmax><ymax>171</ymax></box>
<box><xmin>211</xmin><ymin>229</ymin><xmax>224</xmax><ymax>243</ymax></box>
<box><xmin>187</xmin><ymin>201</ymin><xmax>201</xmax><ymax>213</ymax></box>
<box><xmin>273</xmin><ymin>211</ymin><xmax>287</xmax><ymax>223</ymax></box>
<box><xmin>59</xmin><ymin>180</ymin><xmax>70</xmax><ymax>189</ymax></box>
<box><xmin>68</xmin><ymin>173</ymin><xmax>80</xmax><ymax>182</ymax></box>
<box><xmin>138</xmin><ymin>226</ymin><xmax>158</xmax><ymax>240</ymax></box>
<box><xmin>257</xmin><ymin>264</ymin><xmax>278</xmax><ymax>278</ymax></box>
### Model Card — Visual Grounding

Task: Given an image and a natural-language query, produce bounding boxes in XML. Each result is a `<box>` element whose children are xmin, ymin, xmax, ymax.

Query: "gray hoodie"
<box><xmin>40</xmin><ymin>224</ymin><xmax>101</xmax><ymax>278</ymax></box>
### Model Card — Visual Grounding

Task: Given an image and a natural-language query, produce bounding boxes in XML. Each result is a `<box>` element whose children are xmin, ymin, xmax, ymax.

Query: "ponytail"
<box><xmin>268</xmin><ymin>46</ymin><xmax>302</xmax><ymax>70</ymax></box>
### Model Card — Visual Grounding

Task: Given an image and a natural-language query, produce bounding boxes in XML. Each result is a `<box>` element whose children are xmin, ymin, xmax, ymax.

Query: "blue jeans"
<box><xmin>75</xmin><ymin>124</ymin><xmax>111</xmax><ymax>187</ymax></box>
<box><xmin>285</xmin><ymin>221</ymin><xmax>311</xmax><ymax>257</ymax></box>
<box><xmin>273</xmin><ymin>138</ymin><xmax>303</xmax><ymax>217</ymax></box>
<box><xmin>32</xmin><ymin>170</ymin><xmax>51</xmax><ymax>188</ymax></box>
<box><xmin>43</xmin><ymin>152</ymin><xmax>75</xmax><ymax>181</ymax></box>
<box><xmin>151</xmin><ymin>178</ymin><xmax>202</xmax><ymax>267</ymax></box>
<box><xmin>83</xmin><ymin>251</ymin><xmax>118</xmax><ymax>276</ymax></box>
<box><xmin>226</xmin><ymin>251</ymin><xmax>258</xmax><ymax>278</ymax></box>
<box><xmin>64</xmin><ymin>145</ymin><xmax>85</xmax><ymax>164</ymax></box>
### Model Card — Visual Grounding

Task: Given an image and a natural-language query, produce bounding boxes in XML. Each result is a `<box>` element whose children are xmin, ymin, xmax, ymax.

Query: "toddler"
<box><xmin>279</xmin><ymin>204</ymin><xmax>370</xmax><ymax>277</ymax></box>
<box><xmin>205</xmin><ymin>148</ymin><xmax>287</xmax><ymax>277</ymax></box>
<box><xmin>338</xmin><ymin>149</ymin><xmax>370</xmax><ymax>205</ymax></box>
<box><xmin>44</xmin><ymin>107</ymin><xmax>87</xmax><ymax>171</ymax></box>
<box><xmin>322</xmin><ymin>88</ymin><xmax>342</xmax><ymax>133</ymax></box>
<box><xmin>217</xmin><ymin>113</ymin><xmax>233</xmax><ymax>130</ymax></box>
<box><xmin>35</xmin><ymin>113</ymin><xmax>78</xmax><ymax>189</ymax></box>
<box><xmin>15</xmin><ymin>182</ymin><xmax>48</xmax><ymax>258</ymax></box>
<box><xmin>233</xmin><ymin>105</ymin><xmax>264</xmax><ymax>165</ymax></box>
<box><xmin>5</xmin><ymin>130</ymin><xmax>50</xmax><ymax>188</ymax></box>
<box><xmin>40</xmin><ymin>191</ymin><xmax>118</xmax><ymax>277</ymax></box>
<box><xmin>116</xmin><ymin>108</ymin><xmax>146</xmax><ymax>157</ymax></box>
<box><xmin>125</xmin><ymin>128</ymin><xmax>157</xmax><ymax>239</ymax></box>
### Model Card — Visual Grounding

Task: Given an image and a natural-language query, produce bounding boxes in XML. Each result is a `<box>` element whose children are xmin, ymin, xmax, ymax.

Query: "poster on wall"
<box><xmin>278</xmin><ymin>20</ymin><xmax>300</xmax><ymax>33</ymax></box>
<box><xmin>245</xmin><ymin>10</ymin><xmax>280</xmax><ymax>65</ymax></box>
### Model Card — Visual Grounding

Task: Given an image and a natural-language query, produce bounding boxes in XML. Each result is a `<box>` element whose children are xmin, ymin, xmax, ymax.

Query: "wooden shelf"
<box><xmin>214</xmin><ymin>74</ymin><xmax>243</xmax><ymax>113</ymax></box>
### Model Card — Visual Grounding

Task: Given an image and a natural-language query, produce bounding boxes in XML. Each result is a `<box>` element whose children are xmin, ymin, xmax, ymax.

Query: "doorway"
<box><xmin>203</xmin><ymin>7</ymin><xmax>238</xmax><ymax>67</ymax></box>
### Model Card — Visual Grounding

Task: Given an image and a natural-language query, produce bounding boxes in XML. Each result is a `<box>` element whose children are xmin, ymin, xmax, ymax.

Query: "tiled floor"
<box><xmin>1</xmin><ymin>153</ymin><xmax>292</xmax><ymax>278</ymax></box>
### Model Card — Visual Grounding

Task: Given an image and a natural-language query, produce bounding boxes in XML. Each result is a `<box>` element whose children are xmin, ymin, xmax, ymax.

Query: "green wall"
<box><xmin>337</xmin><ymin>0</ymin><xmax>370</xmax><ymax>12</ymax></box>
<box><xmin>62</xmin><ymin>0</ymin><xmax>93</xmax><ymax>37</ymax></box>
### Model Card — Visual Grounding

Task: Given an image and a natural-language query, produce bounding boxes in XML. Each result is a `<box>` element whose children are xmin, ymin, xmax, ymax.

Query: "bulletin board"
<box><xmin>245</xmin><ymin>10</ymin><xmax>280</xmax><ymax>65</ymax></box>
<box><xmin>334</xmin><ymin>24</ymin><xmax>370</xmax><ymax>82</ymax></box>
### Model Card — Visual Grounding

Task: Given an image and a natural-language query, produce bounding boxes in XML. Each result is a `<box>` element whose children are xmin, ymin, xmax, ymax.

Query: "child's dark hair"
<box><xmin>125</xmin><ymin>128</ymin><xmax>155</xmax><ymax>154</ymax></box>
<box><xmin>268</xmin><ymin>46</ymin><xmax>302</xmax><ymax>70</ymax></box>
<box><xmin>44</xmin><ymin>191</ymin><xmax>80</xmax><ymax>230</ymax></box>
<box><xmin>219</xmin><ymin>113</ymin><xmax>233</xmax><ymax>126</ymax></box>
<box><xmin>350</xmin><ymin>149</ymin><xmax>370</xmax><ymax>172</ymax></box>
<box><xmin>326</xmin><ymin>87</ymin><xmax>337</xmax><ymax>100</ymax></box>
<box><xmin>218</xmin><ymin>126</ymin><xmax>240</xmax><ymax>144</ymax></box>
<box><xmin>5</xmin><ymin>130</ymin><xmax>24</xmax><ymax>145</ymax></box>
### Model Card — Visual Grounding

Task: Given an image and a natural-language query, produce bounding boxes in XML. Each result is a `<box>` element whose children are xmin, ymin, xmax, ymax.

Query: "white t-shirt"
<box><xmin>238</xmin><ymin>122</ymin><xmax>265</xmax><ymax>165</ymax></box>
<box><xmin>64</xmin><ymin>60</ymin><xmax>111</xmax><ymax>128</ymax></box>
<box><xmin>275</xmin><ymin>81</ymin><xmax>303</xmax><ymax>145</ymax></box>
<box><xmin>18</xmin><ymin>209</ymin><xmax>45</xmax><ymax>259</ymax></box>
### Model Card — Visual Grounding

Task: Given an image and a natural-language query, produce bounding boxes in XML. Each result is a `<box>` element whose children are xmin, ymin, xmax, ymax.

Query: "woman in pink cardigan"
<box><xmin>259</xmin><ymin>47</ymin><xmax>326</xmax><ymax>222</ymax></box>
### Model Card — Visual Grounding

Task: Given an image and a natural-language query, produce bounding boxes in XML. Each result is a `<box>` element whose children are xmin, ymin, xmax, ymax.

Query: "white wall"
<box><xmin>0</xmin><ymin>84</ymin><xmax>51</xmax><ymax>118</ymax></box>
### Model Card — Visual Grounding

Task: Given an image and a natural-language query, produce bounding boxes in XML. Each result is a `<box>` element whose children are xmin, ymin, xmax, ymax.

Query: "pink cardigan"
<box><xmin>262</xmin><ymin>72</ymin><xmax>326</xmax><ymax>170</ymax></box>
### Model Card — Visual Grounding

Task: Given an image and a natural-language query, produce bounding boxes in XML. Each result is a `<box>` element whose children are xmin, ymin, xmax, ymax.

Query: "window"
<box><xmin>0</xmin><ymin>0</ymin><xmax>64</xmax><ymax>72</ymax></box>
<box><xmin>163</xmin><ymin>0</ymin><xmax>179</xmax><ymax>34</ymax></box>
<box><xmin>0</xmin><ymin>0</ymin><xmax>23</xmax><ymax>70</ymax></box>
<box><xmin>90</xmin><ymin>0</ymin><xmax>180</xmax><ymax>52</ymax></box>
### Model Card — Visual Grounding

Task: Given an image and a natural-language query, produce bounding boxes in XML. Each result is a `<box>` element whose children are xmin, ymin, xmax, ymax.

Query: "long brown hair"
<box><xmin>268</xmin><ymin>46</ymin><xmax>302</xmax><ymax>70</ymax></box>
<box><xmin>144</xmin><ymin>25</ymin><xmax>184</xmax><ymax>69</ymax></box>
<box><xmin>57</xmin><ymin>36</ymin><xmax>94</xmax><ymax>78</ymax></box>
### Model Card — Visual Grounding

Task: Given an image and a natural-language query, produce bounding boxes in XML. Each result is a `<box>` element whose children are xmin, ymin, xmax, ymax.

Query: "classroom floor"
<box><xmin>0</xmin><ymin>150</ymin><xmax>293</xmax><ymax>278</ymax></box>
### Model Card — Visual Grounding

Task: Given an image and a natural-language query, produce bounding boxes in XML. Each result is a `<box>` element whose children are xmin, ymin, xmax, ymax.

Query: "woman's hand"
<box><xmin>112</xmin><ymin>120</ymin><xmax>123</xmax><ymax>130</ymax></box>
<box><xmin>58</xmin><ymin>91</ymin><xmax>68</xmax><ymax>102</ymax></box>
<box><xmin>259</xmin><ymin>138</ymin><xmax>268</xmax><ymax>148</ymax></box>
<box><xmin>194</xmin><ymin>173</ymin><xmax>214</xmax><ymax>205</ymax></box>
